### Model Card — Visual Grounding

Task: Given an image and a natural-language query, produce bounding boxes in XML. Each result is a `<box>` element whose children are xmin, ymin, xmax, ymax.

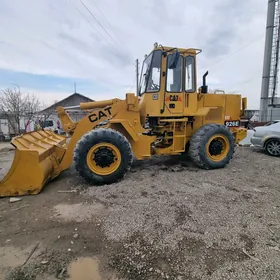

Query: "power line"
<box><xmin>210</xmin><ymin>70</ymin><xmax>261</xmax><ymax>96</ymax></box>
<box><xmin>68</xmin><ymin>0</ymin><xmax>136</xmax><ymax>67</ymax></box>
<box><xmin>68</xmin><ymin>0</ymin><xmax>126</xmax><ymax>56</ymax></box>
<box><xmin>79</xmin><ymin>0</ymin><xmax>120</xmax><ymax>47</ymax></box>
<box><xmin>67</xmin><ymin>0</ymin><xmax>105</xmax><ymax>40</ymax></box>
<box><xmin>87</xmin><ymin>0</ymin><xmax>134</xmax><ymax>59</ymax></box>
<box><xmin>89</xmin><ymin>0</ymin><xmax>111</xmax><ymax>27</ymax></box>
<box><xmin>206</xmin><ymin>33</ymin><xmax>265</xmax><ymax>70</ymax></box>
<box><xmin>69</xmin><ymin>0</ymin><xmax>134</xmax><ymax>64</ymax></box>
<box><xmin>89</xmin><ymin>0</ymin><xmax>123</xmax><ymax>45</ymax></box>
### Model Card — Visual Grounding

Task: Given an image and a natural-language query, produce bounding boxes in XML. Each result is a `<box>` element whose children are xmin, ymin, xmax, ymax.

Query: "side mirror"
<box><xmin>168</xmin><ymin>51</ymin><xmax>180</xmax><ymax>69</ymax></box>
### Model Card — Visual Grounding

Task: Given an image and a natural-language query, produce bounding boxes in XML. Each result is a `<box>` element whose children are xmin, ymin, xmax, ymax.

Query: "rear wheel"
<box><xmin>74</xmin><ymin>128</ymin><xmax>133</xmax><ymax>185</ymax></box>
<box><xmin>264</xmin><ymin>139</ymin><xmax>280</xmax><ymax>156</ymax></box>
<box><xmin>189</xmin><ymin>123</ymin><xmax>235</xmax><ymax>169</ymax></box>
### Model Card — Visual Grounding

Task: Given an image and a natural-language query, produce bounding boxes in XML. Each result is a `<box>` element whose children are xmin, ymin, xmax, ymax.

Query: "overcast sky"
<box><xmin>0</xmin><ymin>0</ymin><xmax>267</xmax><ymax>109</ymax></box>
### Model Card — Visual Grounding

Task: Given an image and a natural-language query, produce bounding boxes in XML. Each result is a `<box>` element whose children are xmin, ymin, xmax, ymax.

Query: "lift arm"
<box><xmin>56</xmin><ymin>98</ymin><xmax>121</xmax><ymax>135</ymax></box>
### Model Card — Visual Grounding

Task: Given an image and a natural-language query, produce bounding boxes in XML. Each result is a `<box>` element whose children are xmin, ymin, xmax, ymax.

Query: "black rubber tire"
<box><xmin>264</xmin><ymin>138</ymin><xmax>280</xmax><ymax>157</ymax></box>
<box><xmin>189</xmin><ymin>123</ymin><xmax>235</xmax><ymax>169</ymax></box>
<box><xmin>74</xmin><ymin>128</ymin><xmax>133</xmax><ymax>185</ymax></box>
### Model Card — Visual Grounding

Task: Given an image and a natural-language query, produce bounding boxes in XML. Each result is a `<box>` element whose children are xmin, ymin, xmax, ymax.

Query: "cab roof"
<box><xmin>153</xmin><ymin>44</ymin><xmax>202</xmax><ymax>55</ymax></box>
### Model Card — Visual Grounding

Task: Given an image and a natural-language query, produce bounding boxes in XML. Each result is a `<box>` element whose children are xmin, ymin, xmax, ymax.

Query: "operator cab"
<box><xmin>138</xmin><ymin>50</ymin><xmax>162</xmax><ymax>94</ymax></box>
<box><xmin>138</xmin><ymin>43</ymin><xmax>203</xmax><ymax>119</ymax></box>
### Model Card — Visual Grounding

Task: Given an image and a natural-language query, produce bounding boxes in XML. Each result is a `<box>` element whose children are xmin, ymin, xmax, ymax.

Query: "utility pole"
<box><xmin>136</xmin><ymin>59</ymin><xmax>139</xmax><ymax>95</ymax></box>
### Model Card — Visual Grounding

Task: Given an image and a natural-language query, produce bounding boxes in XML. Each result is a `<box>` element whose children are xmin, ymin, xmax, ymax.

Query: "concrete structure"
<box><xmin>260</xmin><ymin>0</ymin><xmax>280</xmax><ymax>121</ymax></box>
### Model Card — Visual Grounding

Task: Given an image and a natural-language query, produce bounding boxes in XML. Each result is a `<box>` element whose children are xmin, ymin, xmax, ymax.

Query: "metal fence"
<box><xmin>255</xmin><ymin>108</ymin><xmax>280</xmax><ymax>122</ymax></box>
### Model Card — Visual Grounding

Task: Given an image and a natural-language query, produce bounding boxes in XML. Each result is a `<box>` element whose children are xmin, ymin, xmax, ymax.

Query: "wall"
<box><xmin>38</xmin><ymin>93</ymin><xmax>92</xmax><ymax>130</ymax></box>
<box><xmin>257</xmin><ymin>107</ymin><xmax>280</xmax><ymax>121</ymax></box>
<box><xmin>0</xmin><ymin>119</ymin><xmax>9</xmax><ymax>134</ymax></box>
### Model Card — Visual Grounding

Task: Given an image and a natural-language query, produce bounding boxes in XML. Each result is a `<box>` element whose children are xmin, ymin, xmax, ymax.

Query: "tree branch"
<box><xmin>0</xmin><ymin>86</ymin><xmax>41</xmax><ymax>135</ymax></box>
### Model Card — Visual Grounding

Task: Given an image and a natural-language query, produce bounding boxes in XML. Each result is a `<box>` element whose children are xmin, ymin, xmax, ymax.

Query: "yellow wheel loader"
<box><xmin>0</xmin><ymin>44</ymin><xmax>247</xmax><ymax>197</ymax></box>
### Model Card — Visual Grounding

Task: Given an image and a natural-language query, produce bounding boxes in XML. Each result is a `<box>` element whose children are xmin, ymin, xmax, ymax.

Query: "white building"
<box><xmin>37</xmin><ymin>92</ymin><xmax>94</xmax><ymax>131</ymax></box>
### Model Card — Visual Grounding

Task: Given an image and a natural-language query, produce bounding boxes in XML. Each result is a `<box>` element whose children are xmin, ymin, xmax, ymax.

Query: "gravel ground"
<box><xmin>0</xmin><ymin>146</ymin><xmax>280</xmax><ymax>280</ymax></box>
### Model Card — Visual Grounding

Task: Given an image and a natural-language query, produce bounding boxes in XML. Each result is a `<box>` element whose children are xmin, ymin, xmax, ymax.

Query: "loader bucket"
<box><xmin>0</xmin><ymin>130</ymin><xmax>67</xmax><ymax>197</ymax></box>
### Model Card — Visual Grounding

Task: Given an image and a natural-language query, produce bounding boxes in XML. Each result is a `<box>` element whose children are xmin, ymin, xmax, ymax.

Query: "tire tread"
<box><xmin>189</xmin><ymin>123</ymin><xmax>235</xmax><ymax>169</ymax></box>
<box><xmin>74</xmin><ymin>128</ymin><xmax>133</xmax><ymax>185</ymax></box>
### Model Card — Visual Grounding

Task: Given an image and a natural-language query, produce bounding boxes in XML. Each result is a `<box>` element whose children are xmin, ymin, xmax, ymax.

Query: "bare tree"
<box><xmin>0</xmin><ymin>85</ymin><xmax>40</xmax><ymax>135</ymax></box>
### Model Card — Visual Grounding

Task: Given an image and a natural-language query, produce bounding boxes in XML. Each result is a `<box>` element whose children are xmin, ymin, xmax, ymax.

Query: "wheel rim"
<box><xmin>86</xmin><ymin>143</ymin><xmax>121</xmax><ymax>175</ymax></box>
<box><xmin>266</xmin><ymin>140</ymin><xmax>280</xmax><ymax>156</ymax></box>
<box><xmin>206</xmin><ymin>134</ymin><xmax>230</xmax><ymax>161</ymax></box>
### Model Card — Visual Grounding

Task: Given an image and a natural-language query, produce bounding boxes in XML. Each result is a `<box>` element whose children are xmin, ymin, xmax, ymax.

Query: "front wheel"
<box><xmin>265</xmin><ymin>139</ymin><xmax>280</xmax><ymax>157</ymax></box>
<box><xmin>74</xmin><ymin>128</ymin><xmax>133</xmax><ymax>185</ymax></box>
<box><xmin>189</xmin><ymin>123</ymin><xmax>235</xmax><ymax>169</ymax></box>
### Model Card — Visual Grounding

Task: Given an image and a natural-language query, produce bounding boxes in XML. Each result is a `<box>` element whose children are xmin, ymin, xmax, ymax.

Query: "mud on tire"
<box><xmin>189</xmin><ymin>123</ymin><xmax>235</xmax><ymax>169</ymax></box>
<box><xmin>74</xmin><ymin>128</ymin><xmax>133</xmax><ymax>185</ymax></box>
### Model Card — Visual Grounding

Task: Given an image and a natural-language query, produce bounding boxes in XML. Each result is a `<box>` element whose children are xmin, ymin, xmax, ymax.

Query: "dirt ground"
<box><xmin>0</xmin><ymin>146</ymin><xmax>280</xmax><ymax>280</ymax></box>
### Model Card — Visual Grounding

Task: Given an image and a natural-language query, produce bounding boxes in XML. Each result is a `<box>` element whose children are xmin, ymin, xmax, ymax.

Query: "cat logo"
<box><xmin>88</xmin><ymin>107</ymin><xmax>112</xmax><ymax>123</ymax></box>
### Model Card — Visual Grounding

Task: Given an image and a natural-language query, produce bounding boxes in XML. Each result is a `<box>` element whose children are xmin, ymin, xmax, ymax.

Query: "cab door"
<box><xmin>164</xmin><ymin>54</ymin><xmax>184</xmax><ymax>115</ymax></box>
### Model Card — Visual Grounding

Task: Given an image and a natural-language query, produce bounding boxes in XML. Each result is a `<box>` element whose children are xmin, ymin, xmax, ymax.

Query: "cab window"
<box><xmin>146</xmin><ymin>50</ymin><xmax>162</xmax><ymax>93</ymax></box>
<box><xmin>185</xmin><ymin>56</ymin><xmax>195</xmax><ymax>92</ymax></box>
<box><xmin>166</xmin><ymin>55</ymin><xmax>183</xmax><ymax>92</ymax></box>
